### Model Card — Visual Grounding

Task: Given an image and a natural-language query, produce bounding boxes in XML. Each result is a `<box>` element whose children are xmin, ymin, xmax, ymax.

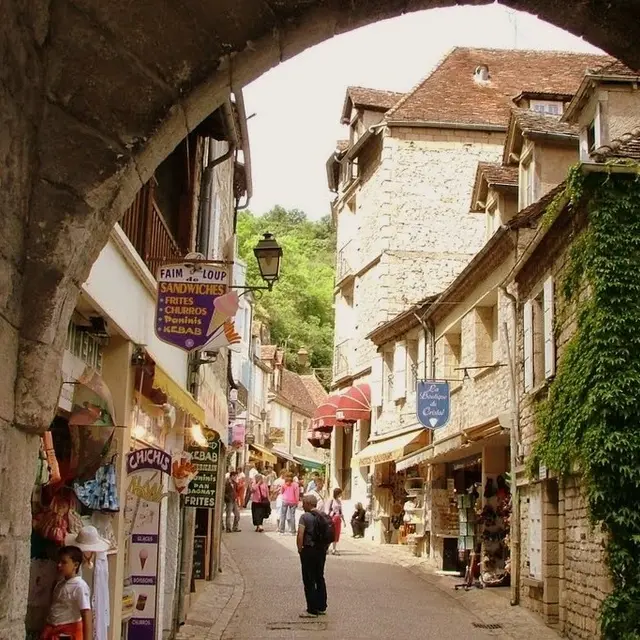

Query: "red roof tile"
<box><xmin>470</xmin><ymin>162</ymin><xmax>518</xmax><ymax>212</ymax></box>
<box><xmin>280</xmin><ymin>369</ymin><xmax>319</xmax><ymax>416</ymax></box>
<box><xmin>385</xmin><ymin>48</ymin><xmax>609</xmax><ymax>128</ymax></box>
<box><xmin>591</xmin><ymin>59</ymin><xmax>640</xmax><ymax>77</ymax></box>
<box><xmin>592</xmin><ymin>128</ymin><xmax>640</xmax><ymax>161</ymax></box>
<box><xmin>300</xmin><ymin>375</ymin><xmax>327</xmax><ymax>407</ymax></box>
<box><xmin>341</xmin><ymin>86</ymin><xmax>405</xmax><ymax>124</ymax></box>
<box><xmin>510</xmin><ymin>108</ymin><xmax>580</xmax><ymax>137</ymax></box>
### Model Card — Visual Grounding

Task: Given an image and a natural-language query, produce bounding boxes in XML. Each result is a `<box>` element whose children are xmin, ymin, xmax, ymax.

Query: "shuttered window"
<box><xmin>393</xmin><ymin>341</ymin><xmax>407</xmax><ymax>401</ymax></box>
<box><xmin>543</xmin><ymin>277</ymin><xmax>556</xmax><ymax>379</ymax></box>
<box><xmin>370</xmin><ymin>354</ymin><xmax>383</xmax><ymax>408</ymax></box>
<box><xmin>528</xmin><ymin>484</ymin><xmax>542</xmax><ymax>580</ymax></box>
<box><xmin>523</xmin><ymin>300</ymin><xmax>534</xmax><ymax>392</ymax></box>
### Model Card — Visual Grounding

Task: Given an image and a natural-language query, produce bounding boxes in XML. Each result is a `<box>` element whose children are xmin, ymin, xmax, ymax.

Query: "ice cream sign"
<box><xmin>155</xmin><ymin>262</ymin><xmax>242</xmax><ymax>352</ymax></box>
<box><xmin>125</xmin><ymin>448</ymin><xmax>171</xmax><ymax>640</ymax></box>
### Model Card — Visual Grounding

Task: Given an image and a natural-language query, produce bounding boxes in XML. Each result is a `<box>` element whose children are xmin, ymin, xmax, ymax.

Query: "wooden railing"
<box><xmin>119</xmin><ymin>178</ymin><xmax>182</xmax><ymax>277</ymax></box>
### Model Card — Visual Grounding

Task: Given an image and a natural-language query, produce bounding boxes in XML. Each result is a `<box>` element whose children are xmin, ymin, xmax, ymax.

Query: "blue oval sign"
<box><xmin>417</xmin><ymin>381</ymin><xmax>450</xmax><ymax>430</ymax></box>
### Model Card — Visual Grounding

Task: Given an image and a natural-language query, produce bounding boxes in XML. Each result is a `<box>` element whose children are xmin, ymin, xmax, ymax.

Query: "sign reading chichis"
<box><xmin>155</xmin><ymin>262</ymin><xmax>240</xmax><ymax>352</ymax></box>
<box><xmin>417</xmin><ymin>381</ymin><xmax>450</xmax><ymax>430</ymax></box>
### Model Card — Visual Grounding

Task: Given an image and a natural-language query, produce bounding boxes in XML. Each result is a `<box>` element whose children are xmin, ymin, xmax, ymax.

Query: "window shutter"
<box><xmin>417</xmin><ymin>332</ymin><xmax>426</xmax><ymax>380</ymax></box>
<box><xmin>523</xmin><ymin>300</ymin><xmax>534</xmax><ymax>392</ymax></box>
<box><xmin>528</xmin><ymin>484</ymin><xmax>542</xmax><ymax>580</ymax></box>
<box><xmin>370</xmin><ymin>354</ymin><xmax>383</xmax><ymax>408</ymax></box>
<box><xmin>393</xmin><ymin>341</ymin><xmax>407</xmax><ymax>400</ymax></box>
<box><xmin>544</xmin><ymin>277</ymin><xmax>556</xmax><ymax>379</ymax></box>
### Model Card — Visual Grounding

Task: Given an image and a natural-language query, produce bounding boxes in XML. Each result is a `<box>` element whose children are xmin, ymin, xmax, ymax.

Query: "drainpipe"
<box><xmin>500</xmin><ymin>282</ymin><xmax>520</xmax><ymax>606</ymax></box>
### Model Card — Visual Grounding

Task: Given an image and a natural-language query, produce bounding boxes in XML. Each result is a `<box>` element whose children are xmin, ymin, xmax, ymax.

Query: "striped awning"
<box><xmin>336</xmin><ymin>384</ymin><xmax>371</xmax><ymax>423</ymax></box>
<box><xmin>312</xmin><ymin>394</ymin><xmax>341</xmax><ymax>430</ymax></box>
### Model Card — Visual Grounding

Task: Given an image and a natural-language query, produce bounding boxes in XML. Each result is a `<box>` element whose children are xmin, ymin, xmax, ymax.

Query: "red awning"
<box><xmin>336</xmin><ymin>384</ymin><xmax>371</xmax><ymax>423</ymax></box>
<box><xmin>312</xmin><ymin>394</ymin><xmax>341</xmax><ymax>430</ymax></box>
<box><xmin>307</xmin><ymin>427</ymin><xmax>331</xmax><ymax>450</ymax></box>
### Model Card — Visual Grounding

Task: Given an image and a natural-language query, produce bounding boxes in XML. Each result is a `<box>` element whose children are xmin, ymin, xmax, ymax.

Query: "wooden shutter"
<box><xmin>543</xmin><ymin>277</ymin><xmax>556</xmax><ymax>379</ymax></box>
<box><xmin>370</xmin><ymin>354</ymin><xmax>383</xmax><ymax>408</ymax></box>
<box><xmin>417</xmin><ymin>332</ymin><xmax>426</xmax><ymax>380</ymax></box>
<box><xmin>528</xmin><ymin>484</ymin><xmax>542</xmax><ymax>579</ymax></box>
<box><xmin>523</xmin><ymin>300</ymin><xmax>534</xmax><ymax>392</ymax></box>
<box><xmin>393</xmin><ymin>341</ymin><xmax>407</xmax><ymax>400</ymax></box>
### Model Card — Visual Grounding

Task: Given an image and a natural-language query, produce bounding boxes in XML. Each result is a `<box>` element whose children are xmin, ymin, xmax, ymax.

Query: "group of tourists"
<box><xmin>223</xmin><ymin>464</ymin><xmax>370</xmax><ymax>618</ymax></box>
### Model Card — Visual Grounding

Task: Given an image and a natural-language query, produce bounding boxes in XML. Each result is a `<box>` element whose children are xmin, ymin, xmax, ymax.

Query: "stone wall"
<box><xmin>515</xmin><ymin>210</ymin><xmax>610</xmax><ymax>637</ymax></box>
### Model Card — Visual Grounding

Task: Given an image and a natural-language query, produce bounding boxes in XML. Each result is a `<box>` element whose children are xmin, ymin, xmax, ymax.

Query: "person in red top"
<box><xmin>250</xmin><ymin>474</ymin><xmax>271</xmax><ymax>532</ymax></box>
<box><xmin>278</xmin><ymin>472</ymin><xmax>300</xmax><ymax>534</ymax></box>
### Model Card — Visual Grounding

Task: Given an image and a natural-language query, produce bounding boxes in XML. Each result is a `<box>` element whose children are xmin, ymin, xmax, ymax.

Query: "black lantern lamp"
<box><xmin>253</xmin><ymin>233</ymin><xmax>283</xmax><ymax>290</ymax></box>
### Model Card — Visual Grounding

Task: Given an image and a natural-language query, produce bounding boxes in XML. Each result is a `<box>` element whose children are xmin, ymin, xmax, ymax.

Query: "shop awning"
<box><xmin>307</xmin><ymin>427</ymin><xmax>331</xmax><ymax>450</ymax></box>
<box><xmin>293</xmin><ymin>455</ymin><xmax>325</xmax><ymax>471</ymax></box>
<box><xmin>152</xmin><ymin>363</ymin><xmax>205</xmax><ymax>425</ymax></box>
<box><xmin>428</xmin><ymin>430</ymin><xmax>510</xmax><ymax>466</ymax></box>
<box><xmin>248</xmin><ymin>442</ymin><xmax>277</xmax><ymax>464</ymax></box>
<box><xmin>336</xmin><ymin>384</ymin><xmax>371</xmax><ymax>423</ymax></box>
<box><xmin>272</xmin><ymin>448</ymin><xmax>297</xmax><ymax>464</ymax></box>
<box><xmin>395</xmin><ymin>445</ymin><xmax>433</xmax><ymax>472</ymax></box>
<box><xmin>312</xmin><ymin>394</ymin><xmax>341</xmax><ymax>430</ymax></box>
<box><xmin>352</xmin><ymin>429</ymin><xmax>427</xmax><ymax>467</ymax></box>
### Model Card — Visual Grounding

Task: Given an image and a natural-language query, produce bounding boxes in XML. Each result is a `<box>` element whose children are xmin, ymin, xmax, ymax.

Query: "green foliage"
<box><xmin>531</xmin><ymin>172</ymin><xmax>640</xmax><ymax>638</ymax></box>
<box><xmin>236</xmin><ymin>206</ymin><xmax>335</xmax><ymax>378</ymax></box>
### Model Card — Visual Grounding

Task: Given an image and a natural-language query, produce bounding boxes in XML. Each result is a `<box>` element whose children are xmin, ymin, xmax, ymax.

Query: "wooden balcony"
<box><xmin>119</xmin><ymin>178</ymin><xmax>182</xmax><ymax>277</ymax></box>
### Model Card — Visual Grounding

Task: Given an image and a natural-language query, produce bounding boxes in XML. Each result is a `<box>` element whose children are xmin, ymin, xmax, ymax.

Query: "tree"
<box><xmin>236</xmin><ymin>206</ymin><xmax>336</xmax><ymax>377</ymax></box>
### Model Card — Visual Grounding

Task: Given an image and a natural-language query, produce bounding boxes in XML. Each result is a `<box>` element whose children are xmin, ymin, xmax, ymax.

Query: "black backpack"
<box><xmin>312</xmin><ymin>511</ymin><xmax>335</xmax><ymax>547</ymax></box>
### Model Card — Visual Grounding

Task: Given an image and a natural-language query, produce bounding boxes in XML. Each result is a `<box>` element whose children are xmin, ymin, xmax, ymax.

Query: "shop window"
<box><xmin>528</xmin><ymin>484</ymin><xmax>543</xmax><ymax>580</ymax></box>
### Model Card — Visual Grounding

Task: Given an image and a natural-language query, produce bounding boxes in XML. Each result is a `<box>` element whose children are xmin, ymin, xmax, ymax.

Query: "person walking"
<box><xmin>235</xmin><ymin>467</ymin><xmax>247</xmax><ymax>509</ymax></box>
<box><xmin>278</xmin><ymin>472</ymin><xmax>300</xmax><ymax>535</ymax></box>
<box><xmin>296</xmin><ymin>494</ymin><xmax>328</xmax><ymax>618</ymax></box>
<box><xmin>224</xmin><ymin>471</ymin><xmax>241</xmax><ymax>533</ymax></box>
<box><xmin>327</xmin><ymin>488</ymin><xmax>346</xmax><ymax>555</ymax></box>
<box><xmin>264</xmin><ymin>465</ymin><xmax>277</xmax><ymax>489</ymax></box>
<box><xmin>272</xmin><ymin>469</ymin><xmax>286</xmax><ymax>530</ymax></box>
<box><xmin>244</xmin><ymin>463</ymin><xmax>260</xmax><ymax>508</ymax></box>
<box><xmin>306</xmin><ymin>472</ymin><xmax>319</xmax><ymax>493</ymax></box>
<box><xmin>306</xmin><ymin>477</ymin><xmax>326</xmax><ymax>513</ymax></box>
<box><xmin>250</xmin><ymin>474</ymin><xmax>270</xmax><ymax>532</ymax></box>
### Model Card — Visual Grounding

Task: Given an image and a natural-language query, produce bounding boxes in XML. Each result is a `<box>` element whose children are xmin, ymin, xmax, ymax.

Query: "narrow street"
<box><xmin>178</xmin><ymin>510</ymin><xmax>560</xmax><ymax>640</ymax></box>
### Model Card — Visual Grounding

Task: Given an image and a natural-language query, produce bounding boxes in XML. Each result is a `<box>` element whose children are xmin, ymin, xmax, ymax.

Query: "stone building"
<box><xmin>325</xmin><ymin>47</ymin><xmax>606</xmax><ymax>515</ymax></box>
<box><xmin>509</xmin><ymin>62</ymin><xmax>640</xmax><ymax>639</ymax></box>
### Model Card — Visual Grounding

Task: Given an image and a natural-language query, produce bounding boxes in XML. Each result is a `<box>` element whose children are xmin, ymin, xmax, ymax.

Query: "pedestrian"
<box><xmin>264</xmin><ymin>465</ymin><xmax>277</xmax><ymax>489</ymax></box>
<box><xmin>244</xmin><ymin>463</ymin><xmax>259</xmax><ymax>508</ymax></box>
<box><xmin>278</xmin><ymin>472</ymin><xmax>300</xmax><ymax>535</ymax></box>
<box><xmin>272</xmin><ymin>469</ymin><xmax>286</xmax><ymax>530</ymax></box>
<box><xmin>41</xmin><ymin>546</ymin><xmax>93</xmax><ymax>640</ymax></box>
<box><xmin>327</xmin><ymin>488</ymin><xmax>346</xmax><ymax>555</ymax></box>
<box><xmin>351</xmin><ymin>502</ymin><xmax>367</xmax><ymax>538</ymax></box>
<box><xmin>224</xmin><ymin>471</ymin><xmax>241</xmax><ymax>533</ymax></box>
<box><xmin>306</xmin><ymin>472</ymin><xmax>320</xmax><ymax>493</ymax></box>
<box><xmin>307</xmin><ymin>477</ymin><xmax>326</xmax><ymax>513</ymax></box>
<box><xmin>296</xmin><ymin>494</ymin><xmax>330</xmax><ymax>618</ymax></box>
<box><xmin>250</xmin><ymin>474</ymin><xmax>270</xmax><ymax>532</ymax></box>
<box><xmin>235</xmin><ymin>467</ymin><xmax>247</xmax><ymax>509</ymax></box>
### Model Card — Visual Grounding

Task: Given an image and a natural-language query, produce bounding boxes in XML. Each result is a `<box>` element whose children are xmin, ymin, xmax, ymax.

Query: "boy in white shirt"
<box><xmin>42</xmin><ymin>545</ymin><xmax>92</xmax><ymax>640</ymax></box>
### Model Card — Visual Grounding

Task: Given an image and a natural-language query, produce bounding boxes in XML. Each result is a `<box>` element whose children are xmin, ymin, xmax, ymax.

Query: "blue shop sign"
<box><xmin>417</xmin><ymin>381</ymin><xmax>450</xmax><ymax>430</ymax></box>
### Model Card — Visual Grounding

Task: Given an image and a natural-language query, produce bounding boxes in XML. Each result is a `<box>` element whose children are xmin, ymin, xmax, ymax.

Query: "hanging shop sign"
<box><xmin>227</xmin><ymin>420</ymin><xmax>246</xmax><ymax>450</ymax></box>
<box><xmin>124</xmin><ymin>448</ymin><xmax>171</xmax><ymax>640</ymax></box>
<box><xmin>199</xmin><ymin>373</ymin><xmax>229</xmax><ymax>434</ymax></box>
<box><xmin>417</xmin><ymin>381</ymin><xmax>450</xmax><ymax>429</ymax></box>
<box><xmin>155</xmin><ymin>262</ymin><xmax>242</xmax><ymax>352</ymax></box>
<box><xmin>185</xmin><ymin>428</ymin><xmax>221</xmax><ymax>508</ymax></box>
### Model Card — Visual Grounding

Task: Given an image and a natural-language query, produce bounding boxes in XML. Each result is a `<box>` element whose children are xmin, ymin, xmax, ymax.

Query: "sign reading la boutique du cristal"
<box><xmin>416</xmin><ymin>380</ymin><xmax>450</xmax><ymax>430</ymax></box>
<box><xmin>155</xmin><ymin>262</ymin><xmax>240</xmax><ymax>352</ymax></box>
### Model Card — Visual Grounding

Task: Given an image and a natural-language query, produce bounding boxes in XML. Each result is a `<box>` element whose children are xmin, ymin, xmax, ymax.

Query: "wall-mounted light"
<box><xmin>233</xmin><ymin>233</ymin><xmax>283</xmax><ymax>294</ymax></box>
<box><xmin>191</xmin><ymin>422</ymin><xmax>208</xmax><ymax>447</ymax></box>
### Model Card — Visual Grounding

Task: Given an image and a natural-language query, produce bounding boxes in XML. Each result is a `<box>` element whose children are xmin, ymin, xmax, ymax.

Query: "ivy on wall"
<box><xmin>531</xmin><ymin>168</ymin><xmax>640</xmax><ymax>639</ymax></box>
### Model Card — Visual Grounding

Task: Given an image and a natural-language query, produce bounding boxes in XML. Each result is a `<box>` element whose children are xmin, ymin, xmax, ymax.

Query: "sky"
<box><xmin>243</xmin><ymin>3</ymin><xmax>603</xmax><ymax>220</ymax></box>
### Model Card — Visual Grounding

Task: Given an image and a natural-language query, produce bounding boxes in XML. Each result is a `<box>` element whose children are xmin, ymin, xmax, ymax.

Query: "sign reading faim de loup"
<box><xmin>155</xmin><ymin>262</ymin><xmax>237</xmax><ymax>352</ymax></box>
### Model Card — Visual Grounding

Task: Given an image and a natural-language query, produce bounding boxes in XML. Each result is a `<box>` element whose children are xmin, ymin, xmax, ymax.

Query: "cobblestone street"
<box><xmin>177</xmin><ymin>510</ymin><xmax>561</xmax><ymax>639</ymax></box>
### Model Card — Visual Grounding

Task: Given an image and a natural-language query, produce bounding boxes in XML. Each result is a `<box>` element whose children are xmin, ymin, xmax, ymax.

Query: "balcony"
<box><xmin>119</xmin><ymin>178</ymin><xmax>182</xmax><ymax>277</ymax></box>
<box><xmin>333</xmin><ymin>339</ymin><xmax>352</xmax><ymax>381</ymax></box>
<box><xmin>336</xmin><ymin>240</ymin><xmax>355</xmax><ymax>285</ymax></box>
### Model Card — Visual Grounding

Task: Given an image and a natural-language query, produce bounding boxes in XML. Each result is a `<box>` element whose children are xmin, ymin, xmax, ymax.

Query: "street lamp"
<box><xmin>254</xmin><ymin>233</ymin><xmax>283</xmax><ymax>290</ymax></box>
<box><xmin>297</xmin><ymin>347</ymin><xmax>309</xmax><ymax>367</ymax></box>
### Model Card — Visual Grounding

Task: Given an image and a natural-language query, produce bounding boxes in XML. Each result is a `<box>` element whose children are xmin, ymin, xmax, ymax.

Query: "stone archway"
<box><xmin>2</xmin><ymin>0</ymin><xmax>640</xmax><ymax>634</ymax></box>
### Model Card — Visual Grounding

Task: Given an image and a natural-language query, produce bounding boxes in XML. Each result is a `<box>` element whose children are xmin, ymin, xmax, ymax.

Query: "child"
<box><xmin>41</xmin><ymin>546</ymin><xmax>93</xmax><ymax>640</ymax></box>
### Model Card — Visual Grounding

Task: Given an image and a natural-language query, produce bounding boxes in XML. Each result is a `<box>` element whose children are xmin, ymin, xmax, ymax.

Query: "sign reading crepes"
<box><xmin>155</xmin><ymin>262</ymin><xmax>239</xmax><ymax>352</ymax></box>
<box><xmin>417</xmin><ymin>381</ymin><xmax>450</xmax><ymax>430</ymax></box>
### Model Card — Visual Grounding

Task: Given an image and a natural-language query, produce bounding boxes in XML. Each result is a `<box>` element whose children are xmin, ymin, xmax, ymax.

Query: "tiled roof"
<box><xmin>591</xmin><ymin>59</ymin><xmax>640</xmax><ymax>77</ymax></box>
<box><xmin>512</xmin><ymin>90</ymin><xmax>574</xmax><ymax>104</ymax></box>
<box><xmin>346</xmin><ymin>86</ymin><xmax>405</xmax><ymax>112</ymax></box>
<box><xmin>510</xmin><ymin>108</ymin><xmax>579</xmax><ymax>137</ymax></box>
<box><xmin>592</xmin><ymin>128</ymin><xmax>640</xmax><ymax>162</ymax></box>
<box><xmin>260</xmin><ymin>345</ymin><xmax>276</xmax><ymax>361</ymax></box>
<box><xmin>385</xmin><ymin>48</ymin><xmax>608</xmax><ymax>128</ymax></box>
<box><xmin>280</xmin><ymin>369</ymin><xmax>318</xmax><ymax>416</ymax></box>
<box><xmin>470</xmin><ymin>162</ymin><xmax>518</xmax><ymax>212</ymax></box>
<box><xmin>508</xmin><ymin>182</ymin><xmax>567</xmax><ymax>229</ymax></box>
<box><xmin>300</xmin><ymin>375</ymin><xmax>327</xmax><ymax>407</ymax></box>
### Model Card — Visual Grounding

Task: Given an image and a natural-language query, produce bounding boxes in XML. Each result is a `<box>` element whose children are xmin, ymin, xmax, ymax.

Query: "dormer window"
<box><xmin>474</xmin><ymin>65</ymin><xmax>490</xmax><ymax>83</ymax></box>
<box><xmin>586</xmin><ymin>121</ymin><xmax>597</xmax><ymax>153</ymax></box>
<box><xmin>530</xmin><ymin>100</ymin><xmax>563</xmax><ymax>115</ymax></box>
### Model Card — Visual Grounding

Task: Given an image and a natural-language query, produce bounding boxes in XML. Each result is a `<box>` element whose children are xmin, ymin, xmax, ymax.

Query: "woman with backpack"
<box><xmin>327</xmin><ymin>488</ymin><xmax>347</xmax><ymax>555</ymax></box>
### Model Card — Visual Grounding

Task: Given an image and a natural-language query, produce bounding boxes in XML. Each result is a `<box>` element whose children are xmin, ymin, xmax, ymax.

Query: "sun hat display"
<box><xmin>65</xmin><ymin>525</ymin><xmax>111</xmax><ymax>552</ymax></box>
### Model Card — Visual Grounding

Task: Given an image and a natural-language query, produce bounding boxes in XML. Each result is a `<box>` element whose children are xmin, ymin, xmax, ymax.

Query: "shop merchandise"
<box><xmin>65</xmin><ymin>525</ymin><xmax>111</xmax><ymax>553</ymax></box>
<box><xmin>74</xmin><ymin>460</ymin><xmax>120</xmax><ymax>512</ymax></box>
<box><xmin>33</xmin><ymin>491</ymin><xmax>79</xmax><ymax>545</ymax></box>
<box><xmin>92</xmin><ymin>552</ymin><xmax>110</xmax><ymax>640</ymax></box>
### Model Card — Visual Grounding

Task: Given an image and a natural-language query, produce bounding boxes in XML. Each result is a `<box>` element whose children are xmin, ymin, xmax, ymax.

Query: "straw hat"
<box><xmin>65</xmin><ymin>525</ymin><xmax>111</xmax><ymax>552</ymax></box>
